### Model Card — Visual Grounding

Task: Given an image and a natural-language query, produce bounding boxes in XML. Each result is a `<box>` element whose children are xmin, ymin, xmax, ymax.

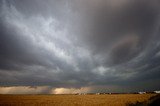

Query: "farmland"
<box><xmin>0</xmin><ymin>94</ymin><xmax>157</xmax><ymax>106</ymax></box>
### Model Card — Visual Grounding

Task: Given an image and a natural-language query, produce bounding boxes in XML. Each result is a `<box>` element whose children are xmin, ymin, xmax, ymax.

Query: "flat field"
<box><xmin>0</xmin><ymin>94</ymin><xmax>156</xmax><ymax>106</ymax></box>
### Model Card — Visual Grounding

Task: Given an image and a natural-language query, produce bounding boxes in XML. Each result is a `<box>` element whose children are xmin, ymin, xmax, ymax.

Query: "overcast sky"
<box><xmin>0</xmin><ymin>0</ymin><xmax>160</xmax><ymax>94</ymax></box>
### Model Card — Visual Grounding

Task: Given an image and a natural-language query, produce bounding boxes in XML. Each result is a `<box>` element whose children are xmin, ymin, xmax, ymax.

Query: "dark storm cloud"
<box><xmin>5</xmin><ymin>0</ymin><xmax>68</xmax><ymax>19</ymax></box>
<box><xmin>78</xmin><ymin>0</ymin><xmax>160</xmax><ymax>65</ymax></box>
<box><xmin>0</xmin><ymin>0</ymin><xmax>160</xmax><ymax>92</ymax></box>
<box><xmin>0</xmin><ymin>0</ymin><xmax>98</xmax><ymax>87</ymax></box>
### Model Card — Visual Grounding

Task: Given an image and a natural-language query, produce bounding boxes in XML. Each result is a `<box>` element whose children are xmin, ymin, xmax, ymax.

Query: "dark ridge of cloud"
<box><xmin>109</xmin><ymin>35</ymin><xmax>140</xmax><ymax>65</ymax></box>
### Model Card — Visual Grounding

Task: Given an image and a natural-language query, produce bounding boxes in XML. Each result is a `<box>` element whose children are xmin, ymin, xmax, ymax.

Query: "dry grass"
<box><xmin>0</xmin><ymin>94</ymin><xmax>156</xmax><ymax>106</ymax></box>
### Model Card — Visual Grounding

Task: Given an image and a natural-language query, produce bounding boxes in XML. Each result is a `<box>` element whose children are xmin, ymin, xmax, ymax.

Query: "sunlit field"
<box><xmin>0</xmin><ymin>94</ymin><xmax>157</xmax><ymax>106</ymax></box>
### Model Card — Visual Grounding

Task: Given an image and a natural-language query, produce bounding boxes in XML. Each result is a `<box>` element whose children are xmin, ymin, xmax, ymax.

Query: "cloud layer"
<box><xmin>0</xmin><ymin>0</ymin><xmax>160</xmax><ymax>93</ymax></box>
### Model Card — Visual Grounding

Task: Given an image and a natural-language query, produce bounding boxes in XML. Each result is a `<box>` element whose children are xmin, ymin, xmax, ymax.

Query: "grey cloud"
<box><xmin>0</xmin><ymin>0</ymin><xmax>160</xmax><ymax>92</ymax></box>
<box><xmin>109</xmin><ymin>35</ymin><xmax>140</xmax><ymax>65</ymax></box>
<box><xmin>75</xmin><ymin>1</ymin><xmax>159</xmax><ymax>65</ymax></box>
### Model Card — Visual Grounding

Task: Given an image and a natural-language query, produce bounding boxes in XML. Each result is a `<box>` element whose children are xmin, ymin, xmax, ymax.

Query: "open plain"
<box><xmin>0</xmin><ymin>94</ymin><xmax>157</xmax><ymax>106</ymax></box>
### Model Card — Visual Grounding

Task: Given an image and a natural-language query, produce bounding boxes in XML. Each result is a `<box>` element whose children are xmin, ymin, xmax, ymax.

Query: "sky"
<box><xmin>0</xmin><ymin>0</ymin><xmax>160</xmax><ymax>94</ymax></box>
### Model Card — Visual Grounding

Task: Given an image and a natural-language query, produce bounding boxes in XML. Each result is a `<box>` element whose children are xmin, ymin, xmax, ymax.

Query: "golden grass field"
<box><xmin>0</xmin><ymin>94</ymin><xmax>157</xmax><ymax>106</ymax></box>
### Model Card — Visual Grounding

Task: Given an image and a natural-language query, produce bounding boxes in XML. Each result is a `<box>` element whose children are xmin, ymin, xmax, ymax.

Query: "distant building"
<box><xmin>138</xmin><ymin>92</ymin><xmax>146</xmax><ymax>94</ymax></box>
<box><xmin>154</xmin><ymin>91</ymin><xmax>160</xmax><ymax>94</ymax></box>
